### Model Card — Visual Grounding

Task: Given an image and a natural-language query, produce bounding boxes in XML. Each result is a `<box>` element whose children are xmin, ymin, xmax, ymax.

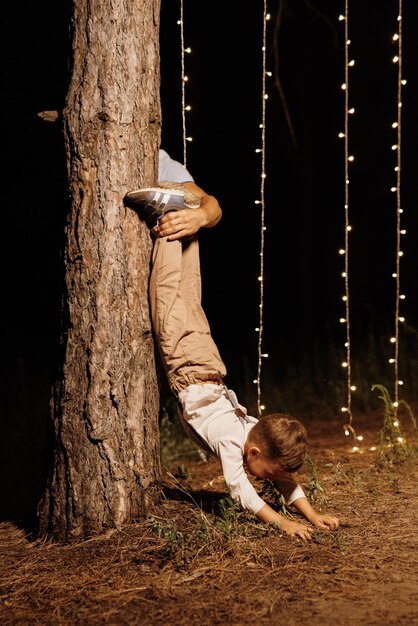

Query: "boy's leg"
<box><xmin>149</xmin><ymin>235</ymin><xmax>226</xmax><ymax>395</ymax></box>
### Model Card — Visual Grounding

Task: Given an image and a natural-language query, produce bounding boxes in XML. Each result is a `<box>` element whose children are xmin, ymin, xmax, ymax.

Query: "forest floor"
<box><xmin>1</xmin><ymin>400</ymin><xmax>418</xmax><ymax>626</ymax></box>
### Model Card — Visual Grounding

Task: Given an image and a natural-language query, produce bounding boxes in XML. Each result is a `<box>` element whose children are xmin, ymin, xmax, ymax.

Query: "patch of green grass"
<box><xmin>373</xmin><ymin>384</ymin><xmax>418</xmax><ymax>468</ymax></box>
<box><xmin>304</xmin><ymin>455</ymin><xmax>328</xmax><ymax>505</ymax></box>
<box><xmin>389</xmin><ymin>477</ymin><xmax>400</xmax><ymax>494</ymax></box>
<box><xmin>147</xmin><ymin>516</ymin><xmax>189</xmax><ymax>558</ymax></box>
<box><xmin>214</xmin><ymin>494</ymin><xmax>244</xmax><ymax>540</ymax></box>
<box><xmin>330</xmin><ymin>458</ymin><xmax>362</xmax><ymax>488</ymax></box>
<box><xmin>151</xmin><ymin>473</ymin><xmax>288</xmax><ymax>561</ymax></box>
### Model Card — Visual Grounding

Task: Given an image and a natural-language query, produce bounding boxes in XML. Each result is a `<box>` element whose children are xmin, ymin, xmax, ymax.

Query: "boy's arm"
<box><xmin>158</xmin><ymin>181</ymin><xmax>222</xmax><ymax>240</ymax></box>
<box><xmin>290</xmin><ymin>497</ymin><xmax>340</xmax><ymax>531</ymax></box>
<box><xmin>272</xmin><ymin>470</ymin><xmax>339</xmax><ymax>531</ymax></box>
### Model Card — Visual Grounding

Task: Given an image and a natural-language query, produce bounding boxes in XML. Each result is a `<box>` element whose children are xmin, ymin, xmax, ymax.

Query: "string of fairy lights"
<box><xmin>338</xmin><ymin>3</ymin><xmax>359</xmax><ymax>447</ymax></box>
<box><xmin>177</xmin><ymin>0</ymin><xmax>192</xmax><ymax>166</ymax></box>
<box><xmin>338</xmin><ymin>1</ymin><xmax>407</xmax><ymax>452</ymax></box>
<box><xmin>173</xmin><ymin>2</ymin><xmax>410</xmax><ymax>436</ymax></box>
<box><xmin>390</xmin><ymin>1</ymin><xmax>407</xmax><ymax>410</ymax></box>
<box><xmin>253</xmin><ymin>2</ymin><xmax>271</xmax><ymax>418</ymax></box>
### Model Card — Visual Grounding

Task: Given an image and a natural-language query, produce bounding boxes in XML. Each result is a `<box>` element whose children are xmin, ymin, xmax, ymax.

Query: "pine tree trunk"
<box><xmin>38</xmin><ymin>0</ymin><xmax>163</xmax><ymax>540</ymax></box>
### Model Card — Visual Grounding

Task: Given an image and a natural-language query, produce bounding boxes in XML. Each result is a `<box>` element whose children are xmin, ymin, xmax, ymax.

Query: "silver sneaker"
<box><xmin>124</xmin><ymin>187</ymin><xmax>199</xmax><ymax>229</ymax></box>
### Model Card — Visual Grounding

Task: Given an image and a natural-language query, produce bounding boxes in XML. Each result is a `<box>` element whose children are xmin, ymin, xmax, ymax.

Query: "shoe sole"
<box><xmin>124</xmin><ymin>187</ymin><xmax>199</xmax><ymax>228</ymax></box>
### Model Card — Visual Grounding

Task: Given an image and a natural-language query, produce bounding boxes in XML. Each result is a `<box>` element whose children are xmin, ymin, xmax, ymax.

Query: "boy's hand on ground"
<box><xmin>290</xmin><ymin>497</ymin><xmax>339</xmax><ymax>532</ymax></box>
<box><xmin>308</xmin><ymin>513</ymin><xmax>340</xmax><ymax>531</ymax></box>
<box><xmin>279</xmin><ymin>518</ymin><xmax>314</xmax><ymax>542</ymax></box>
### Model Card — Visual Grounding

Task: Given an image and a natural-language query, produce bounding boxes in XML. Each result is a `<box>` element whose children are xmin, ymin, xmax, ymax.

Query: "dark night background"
<box><xmin>1</xmin><ymin>1</ymin><xmax>417</xmax><ymax>524</ymax></box>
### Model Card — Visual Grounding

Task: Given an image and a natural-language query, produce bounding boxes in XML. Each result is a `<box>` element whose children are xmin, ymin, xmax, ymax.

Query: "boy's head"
<box><xmin>244</xmin><ymin>413</ymin><xmax>307</xmax><ymax>480</ymax></box>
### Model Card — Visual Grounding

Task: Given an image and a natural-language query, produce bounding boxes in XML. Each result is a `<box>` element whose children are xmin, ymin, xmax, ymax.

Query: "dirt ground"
<box><xmin>1</xmin><ymin>403</ymin><xmax>418</xmax><ymax>626</ymax></box>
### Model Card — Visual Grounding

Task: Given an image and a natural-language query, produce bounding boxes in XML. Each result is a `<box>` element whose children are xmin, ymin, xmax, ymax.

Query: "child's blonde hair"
<box><xmin>248</xmin><ymin>413</ymin><xmax>307</xmax><ymax>472</ymax></box>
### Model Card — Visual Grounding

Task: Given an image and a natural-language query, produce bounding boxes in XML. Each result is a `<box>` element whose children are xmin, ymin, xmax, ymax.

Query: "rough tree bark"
<box><xmin>38</xmin><ymin>0</ymin><xmax>163</xmax><ymax>540</ymax></box>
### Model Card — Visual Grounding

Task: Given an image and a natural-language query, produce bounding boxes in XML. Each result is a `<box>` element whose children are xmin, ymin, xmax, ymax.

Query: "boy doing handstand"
<box><xmin>124</xmin><ymin>151</ymin><xmax>339</xmax><ymax>542</ymax></box>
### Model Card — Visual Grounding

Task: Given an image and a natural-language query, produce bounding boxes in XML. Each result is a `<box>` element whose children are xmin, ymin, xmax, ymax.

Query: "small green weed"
<box><xmin>311</xmin><ymin>529</ymin><xmax>348</xmax><ymax>555</ymax></box>
<box><xmin>372</xmin><ymin>384</ymin><xmax>418</xmax><ymax>467</ymax></box>
<box><xmin>304</xmin><ymin>455</ymin><xmax>328</xmax><ymax>505</ymax></box>
<box><xmin>214</xmin><ymin>494</ymin><xmax>243</xmax><ymax>539</ymax></box>
<box><xmin>330</xmin><ymin>458</ymin><xmax>361</xmax><ymax>488</ymax></box>
<box><xmin>174</xmin><ymin>463</ymin><xmax>189</xmax><ymax>479</ymax></box>
<box><xmin>148</xmin><ymin>516</ymin><xmax>188</xmax><ymax>557</ymax></box>
<box><xmin>389</xmin><ymin>477</ymin><xmax>400</xmax><ymax>494</ymax></box>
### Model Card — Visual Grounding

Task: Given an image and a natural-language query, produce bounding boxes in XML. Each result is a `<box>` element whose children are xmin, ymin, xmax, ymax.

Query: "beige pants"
<box><xmin>149</xmin><ymin>236</ymin><xmax>227</xmax><ymax>395</ymax></box>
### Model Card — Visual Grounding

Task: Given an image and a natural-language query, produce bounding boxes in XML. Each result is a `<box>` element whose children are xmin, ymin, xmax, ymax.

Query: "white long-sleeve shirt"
<box><xmin>178</xmin><ymin>384</ymin><xmax>305</xmax><ymax>515</ymax></box>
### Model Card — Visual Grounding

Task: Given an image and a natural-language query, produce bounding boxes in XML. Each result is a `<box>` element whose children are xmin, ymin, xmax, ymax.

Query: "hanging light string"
<box><xmin>390</xmin><ymin>1</ymin><xmax>406</xmax><ymax>409</ymax></box>
<box><xmin>338</xmin><ymin>4</ymin><xmax>360</xmax><ymax>448</ymax></box>
<box><xmin>254</xmin><ymin>2</ymin><xmax>270</xmax><ymax>418</ymax></box>
<box><xmin>178</xmin><ymin>0</ymin><xmax>192</xmax><ymax>167</ymax></box>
